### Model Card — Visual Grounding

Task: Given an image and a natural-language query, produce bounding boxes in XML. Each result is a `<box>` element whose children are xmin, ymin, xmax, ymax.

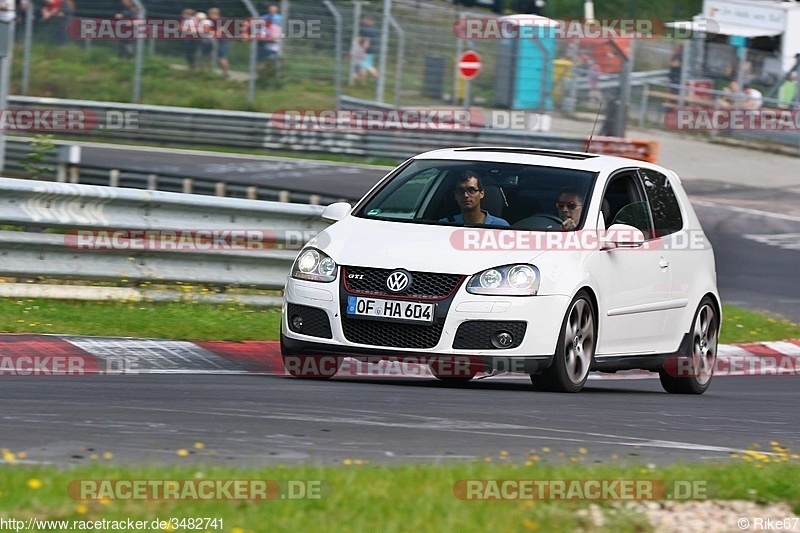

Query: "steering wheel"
<box><xmin>513</xmin><ymin>214</ymin><xmax>564</xmax><ymax>229</ymax></box>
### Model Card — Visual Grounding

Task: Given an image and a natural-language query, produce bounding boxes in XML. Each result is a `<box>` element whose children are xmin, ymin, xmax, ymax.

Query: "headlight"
<box><xmin>467</xmin><ymin>264</ymin><xmax>540</xmax><ymax>295</ymax></box>
<box><xmin>291</xmin><ymin>248</ymin><xmax>337</xmax><ymax>283</ymax></box>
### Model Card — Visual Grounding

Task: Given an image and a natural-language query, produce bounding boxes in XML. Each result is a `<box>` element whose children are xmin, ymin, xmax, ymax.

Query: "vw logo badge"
<box><xmin>386</xmin><ymin>270</ymin><xmax>411</xmax><ymax>293</ymax></box>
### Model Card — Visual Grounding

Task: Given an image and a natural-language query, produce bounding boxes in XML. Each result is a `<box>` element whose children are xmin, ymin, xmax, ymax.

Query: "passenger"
<box><xmin>441</xmin><ymin>171</ymin><xmax>509</xmax><ymax>226</ymax></box>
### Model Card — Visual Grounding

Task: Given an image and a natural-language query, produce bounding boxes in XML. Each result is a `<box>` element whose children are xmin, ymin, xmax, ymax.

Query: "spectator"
<box><xmin>40</xmin><ymin>0</ymin><xmax>62</xmax><ymax>43</ymax></box>
<box><xmin>778</xmin><ymin>73</ymin><xmax>798</xmax><ymax>109</ymax></box>
<box><xmin>54</xmin><ymin>0</ymin><xmax>75</xmax><ymax>45</ymax></box>
<box><xmin>15</xmin><ymin>0</ymin><xmax>29</xmax><ymax>42</ymax></box>
<box><xmin>668</xmin><ymin>45</ymin><xmax>682</xmax><ymax>95</ymax></box>
<box><xmin>196</xmin><ymin>12</ymin><xmax>214</xmax><ymax>70</ymax></box>
<box><xmin>41</xmin><ymin>0</ymin><xmax>60</xmax><ymax>20</ymax></box>
<box><xmin>260</xmin><ymin>15</ymin><xmax>282</xmax><ymax>59</ymax></box>
<box><xmin>258</xmin><ymin>3</ymin><xmax>282</xmax><ymax>60</ymax></box>
<box><xmin>208</xmin><ymin>7</ymin><xmax>230</xmax><ymax>78</ymax></box>
<box><xmin>180</xmin><ymin>8</ymin><xmax>198</xmax><ymax>69</ymax></box>
<box><xmin>586</xmin><ymin>57</ymin><xmax>602</xmax><ymax>107</ymax></box>
<box><xmin>262</xmin><ymin>3</ymin><xmax>281</xmax><ymax>27</ymax></box>
<box><xmin>115</xmin><ymin>0</ymin><xmax>137</xmax><ymax>58</ymax></box>
<box><xmin>360</xmin><ymin>15</ymin><xmax>379</xmax><ymax>81</ymax></box>
<box><xmin>717</xmin><ymin>80</ymin><xmax>744</xmax><ymax>109</ymax></box>
<box><xmin>741</xmin><ymin>84</ymin><xmax>763</xmax><ymax>110</ymax></box>
<box><xmin>348</xmin><ymin>37</ymin><xmax>367</xmax><ymax>84</ymax></box>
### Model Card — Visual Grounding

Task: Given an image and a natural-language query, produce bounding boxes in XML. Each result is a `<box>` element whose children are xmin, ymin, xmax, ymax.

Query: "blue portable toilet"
<box><xmin>494</xmin><ymin>15</ymin><xmax>558</xmax><ymax>110</ymax></box>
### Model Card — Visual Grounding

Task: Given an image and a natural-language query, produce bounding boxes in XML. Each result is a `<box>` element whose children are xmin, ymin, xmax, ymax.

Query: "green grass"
<box><xmin>0</xmin><ymin>459</ymin><xmax>797</xmax><ymax>533</ymax></box>
<box><xmin>721</xmin><ymin>304</ymin><xmax>800</xmax><ymax>344</ymax></box>
<box><xmin>11</xmin><ymin>43</ymin><xmax>383</xmax><ymax>113</ymax></box>
<box><xmin>0</xmin><ymin>297</ymin><xmax>281</xmax><ymax>341</ymax></box>
<box><xmin>0</xmin><ymin>296</ymin><xmax>797</xmax><ymax>345</ymax></box>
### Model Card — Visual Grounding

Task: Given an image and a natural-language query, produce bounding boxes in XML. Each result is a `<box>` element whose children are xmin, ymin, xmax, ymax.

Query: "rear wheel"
<box><xmin>530</xmin><ymin>291</ymin><xmax>595</xmax><ymax>392</ymax></box>
<box><xmin>659</xmin><ymin>297</ymin><xmax>718</xmax><ymax>394</ymax></box>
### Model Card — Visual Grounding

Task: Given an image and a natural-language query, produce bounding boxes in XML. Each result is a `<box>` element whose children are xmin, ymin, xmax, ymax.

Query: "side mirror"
<box><xmin>601</xmin><ymin>223</ymin><xmax>646</xmax><ymax>250</ymax></box>
<box><xmin>321</xmin><ymin>202</ymin><xmax>352</xmax><ymax>224</ymax></box>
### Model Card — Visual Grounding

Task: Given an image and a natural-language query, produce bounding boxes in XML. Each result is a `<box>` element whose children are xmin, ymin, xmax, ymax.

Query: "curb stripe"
<box><xmin>1</xmin><ymin>335</ymin><xmax>798</xmax><ymax>379</ymax></box>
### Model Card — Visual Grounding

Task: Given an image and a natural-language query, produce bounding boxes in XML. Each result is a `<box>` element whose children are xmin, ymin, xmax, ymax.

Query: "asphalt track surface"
<box><xmin>2</xmin><ymin>373</ymin><xmax>798</xmax><ymax>467</ymax></box>
<box><xmin>80</xmin><ymin>145</ymin><xmax>388</xmax><ymax>200</ymax></box>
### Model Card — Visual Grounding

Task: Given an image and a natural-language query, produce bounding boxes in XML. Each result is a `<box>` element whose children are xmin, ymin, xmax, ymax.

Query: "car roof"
<box><xmin>414</xmin><ymin>147</ymin><xmax>664</xmax><ymax>175</ymax></box>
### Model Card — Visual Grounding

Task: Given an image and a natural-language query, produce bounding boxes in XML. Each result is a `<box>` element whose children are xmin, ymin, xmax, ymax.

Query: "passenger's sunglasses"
<box><xmin>455</xmin><ymin>187</ymin><xmax>482</xmax><ymax>196</ymax></box>
<box><xmin>556</xmin><ymin>201</ymin><xmax>582</xmax><ymax>210</ymax></box>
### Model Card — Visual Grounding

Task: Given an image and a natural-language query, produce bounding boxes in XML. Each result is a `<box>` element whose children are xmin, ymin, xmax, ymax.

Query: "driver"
<box><xmin>441</xmin><ymin>171</ymin><xmax>509</xmax><ymax>226</ymax></box>
<box><xmin>557</xmin><ymin>189</ymin><xmax>584</xmax><ymax>230</ymax></box>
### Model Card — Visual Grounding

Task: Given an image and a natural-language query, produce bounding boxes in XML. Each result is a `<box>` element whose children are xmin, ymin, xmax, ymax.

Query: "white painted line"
<box><xmin>693</xmin><ymin>200</ymin><xmax>800</xmax><ymax>223</ymax></box>
<box><xmin>764</xmin><ymin>341</ymin><xmax>800</xmax><ymax>355</ymax></box>
<box><xmin>717</xmin><ymin>344</ymin><xmax>756</xmax><ymax>357</ymax></box>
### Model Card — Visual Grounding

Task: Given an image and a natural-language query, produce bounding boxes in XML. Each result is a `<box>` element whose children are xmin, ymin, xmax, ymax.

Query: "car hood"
<box><xmin>308</xmin><ymin>216</ymin><xmax>553</xmax><ymax>275</ymax></box>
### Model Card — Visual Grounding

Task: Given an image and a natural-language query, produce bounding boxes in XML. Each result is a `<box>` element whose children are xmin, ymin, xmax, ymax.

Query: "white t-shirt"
<box><xmin>743</xmin><ymin>88</ymin><xmax>763</xmax><ymax>109</ymax></box>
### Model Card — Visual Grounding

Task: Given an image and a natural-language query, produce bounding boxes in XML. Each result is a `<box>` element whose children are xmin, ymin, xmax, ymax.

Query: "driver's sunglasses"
<box><xmin>556</xmin><ymin>201</ymin><xmax>582</xmax><ymax>210</ymax></box>
<box><xmin>455</xmin><ymin>187</ymin><xmax>482</xmax><ymax>196</ymax></box>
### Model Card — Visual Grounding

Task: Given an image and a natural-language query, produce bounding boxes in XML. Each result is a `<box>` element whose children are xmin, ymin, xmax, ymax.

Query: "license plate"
<box><xmin>347</xmin><ymin>296</ymin><xmax>434</xmax><ymax>323</ymax></box>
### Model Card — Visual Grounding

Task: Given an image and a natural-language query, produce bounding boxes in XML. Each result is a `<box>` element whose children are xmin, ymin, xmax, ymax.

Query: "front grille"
<box><xmin>287</xmin><ymin>303</ymin><xmax>332</xmax><ymax>339</ymax></box>
<box><xmin>341</xmin><ymin>317</ymin><xmax>444</xmax><ymax>349</ymax></box>
<box><xmin>453</xmin><ymin>321</ymin><xmax>527</xmax><ymax>349</ymax></box>
<box><xmin>343</xmin><ymin>266</ymin><xmax>464</xmax><ymax>300</ymax></box>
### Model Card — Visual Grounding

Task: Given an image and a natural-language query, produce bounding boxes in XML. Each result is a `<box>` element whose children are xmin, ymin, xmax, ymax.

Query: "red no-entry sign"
<box><xmin>457</xmin><ymin>51</ymin><xmax>482</xmax><ymax>80</ymax></box>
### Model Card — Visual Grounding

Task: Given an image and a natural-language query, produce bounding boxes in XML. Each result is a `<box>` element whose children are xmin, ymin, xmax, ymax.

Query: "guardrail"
<box><xmin>0</xmin><ymin>177</ymin><xmax>328</xmax><ymax>291</ymax></box>
<box><xmin>6</xmin><ymin>96</ymin><xmax>659</xmax><ymax>162</ymax></box>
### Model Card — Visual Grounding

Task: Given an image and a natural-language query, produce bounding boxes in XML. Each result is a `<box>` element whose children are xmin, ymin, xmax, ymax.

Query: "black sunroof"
<box><xmin>454</xmin><ymin>147</ymin><xmax>598</xmax><ymax>160</ymax></box>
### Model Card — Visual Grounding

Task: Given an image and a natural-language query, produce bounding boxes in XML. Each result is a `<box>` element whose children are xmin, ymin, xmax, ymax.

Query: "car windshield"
<box><xmin>355</xmin><ymin>159</ymin><xmax>597</xmax><ymax>230</ymax></box>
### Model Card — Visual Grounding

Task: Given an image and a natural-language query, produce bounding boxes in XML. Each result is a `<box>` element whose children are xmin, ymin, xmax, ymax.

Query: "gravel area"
<box><xmin>576</xmin><ymin>500</ymin><xmax>799</xmax><ymax>532</ymax></box>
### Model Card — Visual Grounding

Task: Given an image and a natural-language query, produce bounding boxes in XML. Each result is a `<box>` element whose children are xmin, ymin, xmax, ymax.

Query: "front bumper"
<box><xmin>281</xmin><ymin>276</ymin><xmax>570</xmax><ymax>374</ymax></box>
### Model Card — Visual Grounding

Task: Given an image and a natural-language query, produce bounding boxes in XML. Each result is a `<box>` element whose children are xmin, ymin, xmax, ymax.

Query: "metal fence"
<box><xmin>0</xmin><ymin>176</ymin><xmax>328</xmax><ymax>290</ymax></box>
<box><xmin>631</xmin><ymin>81</ymin><xmax>800</xmax><ymax>154</ymax></box>
<box><xmin>11</xmin><ymin>0</ymin><xmax>715</xmax><ymax>111</ymax></box>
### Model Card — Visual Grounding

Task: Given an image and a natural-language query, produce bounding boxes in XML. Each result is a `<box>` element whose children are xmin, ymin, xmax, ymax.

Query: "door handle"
<box><xmin>659</xmin><ymin>258</ymin><xmax>670</xmax><ymax>268</ymax></box>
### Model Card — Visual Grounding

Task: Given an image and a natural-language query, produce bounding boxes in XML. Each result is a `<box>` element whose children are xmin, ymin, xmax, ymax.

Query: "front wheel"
<box><xmin>659</xmin><ymin>297</ymin><xmax>718</xmax><ymax>394</ymax></box>
<box><xmin>429</xmin><ymin>356</ymin><xmax>480</xmax><ymax>385</ymax></box>
<box><xmin>530</xmin><ymin>291</ymin><xmax>596</xmax><ymax>392</ymax></box>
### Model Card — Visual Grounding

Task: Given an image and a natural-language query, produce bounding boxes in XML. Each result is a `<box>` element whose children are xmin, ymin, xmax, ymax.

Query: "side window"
<box><xmin>603</xmin><ymin>172</ymin><xmax>654</xmax><ymax>239</ymax></box>
<box><xmin>640</xmin><ymin>169</ymin><xmax>684</xmax><ymax>238</ymax></box>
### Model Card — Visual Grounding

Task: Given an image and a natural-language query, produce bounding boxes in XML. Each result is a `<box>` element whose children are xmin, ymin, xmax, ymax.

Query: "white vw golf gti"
<box><xmin>281</xmin><ymin>147</ymin><xmax>720</xmax><ymax>393</ymax></box>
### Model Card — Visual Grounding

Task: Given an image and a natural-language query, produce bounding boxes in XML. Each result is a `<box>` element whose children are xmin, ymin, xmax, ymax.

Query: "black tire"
<box><xmin>429</xmin><ymin>356</ymin><xmax>479</xmax><ymax>385</ymax></box>
<box><xmin>659</xmin><ymin>297</ymin><xmax>718</xmax><ymax>395</ymax></box>
<box><xmin>530</xmin><ymin>290</ymin><xmax>596</xmax><ymax>392</ymax></box>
